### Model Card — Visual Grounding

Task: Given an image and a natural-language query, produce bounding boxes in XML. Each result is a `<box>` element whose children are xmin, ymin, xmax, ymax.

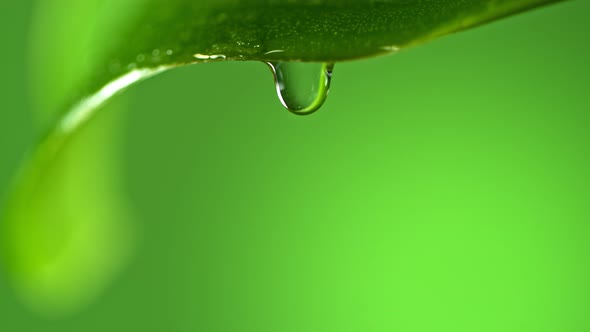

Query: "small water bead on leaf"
<box><xmin>193</xmin><ymin>53</ymin><xmax>227</xmax><ymax>61</ymax></box>
<box><xmin>267</xmin><ymin>62</ymin><xmax>334</xmax><ymax>116</ymax></box>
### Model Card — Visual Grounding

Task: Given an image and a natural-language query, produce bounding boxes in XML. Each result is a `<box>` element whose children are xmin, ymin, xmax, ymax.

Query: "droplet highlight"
<box><xmin>267</xmin><ymin>62</ymin><xmax>334</xmax><ymax>115</ymax></box>
<box><xmin>194</xmin><ymin>53</ymin><xmax>227</xmax><ymax>61</ymax></box>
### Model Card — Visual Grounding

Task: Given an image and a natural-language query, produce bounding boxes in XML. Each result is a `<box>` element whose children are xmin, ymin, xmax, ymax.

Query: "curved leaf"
<box><xmin>2</xmin><ymin>0</ymin><xmax>566</xmax><ymax>316</ymax></box>
<box><xmin>36</xmin><ymin>0</ymin><xmax>568</xmax><ymax>130</ymax></box>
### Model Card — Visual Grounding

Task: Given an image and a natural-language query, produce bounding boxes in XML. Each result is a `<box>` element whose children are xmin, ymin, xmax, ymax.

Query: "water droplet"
<box><xmin>194</xmin><ymin>53</ymin><xmax>227</xmax><ymax>61</ymax></box>
<box><xmin>265</xmin><ymin>49</ymin><xmax>285</xmax><ymax>55</ymax></box>
<box><xmin>267</xmin><ymin>62</ymin><xmax>334</xmax><ymax>115</ymax></box>
<box><xmin>381</xmin><ymin>45</ymin><xmax>401</xmax><ymax>52</ymax></box>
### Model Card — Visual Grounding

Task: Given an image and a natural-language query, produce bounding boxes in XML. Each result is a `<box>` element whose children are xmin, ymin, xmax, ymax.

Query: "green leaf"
<box><xmin>33</xmin><ymin>0</ymin><xmax>568</xmax><ymax>127</ymax></box>
<box><xmin>2</xmin><ymin>0</ymin><xmax>566</xmax><ymax>316</ymax></box>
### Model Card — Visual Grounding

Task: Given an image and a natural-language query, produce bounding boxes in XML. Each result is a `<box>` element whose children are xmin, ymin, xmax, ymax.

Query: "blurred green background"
<box><xmin>2</xmin><ymin>1</ymin><xmax>590</xmax><ymax>331</ymax></box>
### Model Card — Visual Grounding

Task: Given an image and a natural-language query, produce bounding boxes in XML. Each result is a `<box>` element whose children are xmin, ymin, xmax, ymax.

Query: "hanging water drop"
<box><xmin>267</xmin><ymin>62</ymin><xmax>334</xmax><ymax>115</ymax></box>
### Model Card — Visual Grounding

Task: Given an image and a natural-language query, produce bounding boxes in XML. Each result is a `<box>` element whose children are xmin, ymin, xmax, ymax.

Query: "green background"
<box><xmin>1</xmin><ymin>1</ymin><xmax>590</xmax><ymax>331</ymax></box>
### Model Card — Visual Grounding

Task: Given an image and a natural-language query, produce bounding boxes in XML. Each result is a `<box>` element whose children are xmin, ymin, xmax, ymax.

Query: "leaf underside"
<box><xmin>87</xmin><ymin>0</ymin><xmax>566</xmax><ymax>112</ymax></box>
